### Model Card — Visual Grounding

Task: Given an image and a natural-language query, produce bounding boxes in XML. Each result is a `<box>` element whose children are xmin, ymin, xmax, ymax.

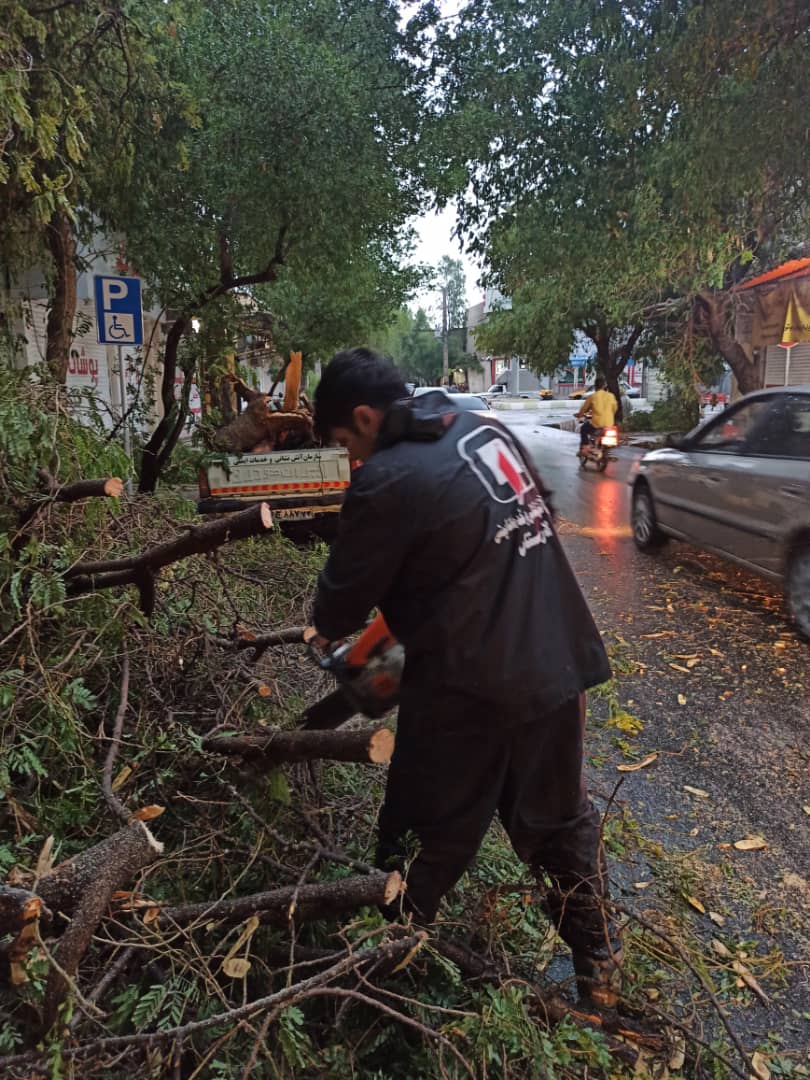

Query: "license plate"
<box><xmin>274</xmin><ymin>506</ymin><xmax>341</xmax><ymax>522</ymax></box>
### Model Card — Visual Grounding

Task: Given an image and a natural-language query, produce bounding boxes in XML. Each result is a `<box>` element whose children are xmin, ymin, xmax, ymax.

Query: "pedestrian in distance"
<box><xmin>309</xmin><ymin>347</ymin><xmax>623</xmax><ymax>1008</ymax></box>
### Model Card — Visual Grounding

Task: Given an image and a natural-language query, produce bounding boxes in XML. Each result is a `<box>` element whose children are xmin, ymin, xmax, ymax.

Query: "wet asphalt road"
<box><xmin>500</xmin><ymin>413</ymin><xmax>810</xmax><ymax>1032</ymax></box>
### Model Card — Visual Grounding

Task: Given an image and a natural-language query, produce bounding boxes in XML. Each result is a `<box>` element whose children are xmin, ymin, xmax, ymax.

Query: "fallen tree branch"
<box><xmin>213</xmin><ymin>625</ymin><xmax>307</xmax><ymax>659</ymax></box>
<box><xmin>65</xmin><ymin>502</ymin><xmax>273</xmax><ymax>615</ymax></box>
<box><xmin>16</xmin><ymin>469</ymin><xmax>124</xmax><ymax>537</ymax></box>
<box><xmin>155</xmin><ymin>870</ymin><xmax>403</xmax><ymax>929</ymax></box>
<box><xmin>0</xmin><ymin>932</ymin><xmax>422</xmax><ymax>1071</ymax></box>
<box><xmin>203</xmin><ymin>725</ymin><xmax>395</xmax><ymax>766</ymax></box>
<box><xmin>40</xmin><ymin>821</ymin><xmax>164</xmax><ymax>1032</ymax></box>
<box><xmin>102</xmin><ymin>650</ymin><xmax>131</xmax><ymax>824</ymax></box>
<box><xmin>433</xmin><ymin>937</ymin><xmax>659</xmax><ymax>1067</ymax></box>
<box><xmin>37</xmin><ymin>823</ymin><xmax>163</xmax><ymax>1031</ymax></box>
<box><xmin>37</xmin><ymin>821</ymin><xmax>163</xmax><ymax>923</ymax></box>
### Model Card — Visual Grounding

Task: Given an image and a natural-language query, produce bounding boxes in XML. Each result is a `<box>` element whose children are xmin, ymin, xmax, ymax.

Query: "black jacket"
<box><xmin>312</xmin><ymin>392</ymin><xmax>610</xmax><ymax>710</ymax></box>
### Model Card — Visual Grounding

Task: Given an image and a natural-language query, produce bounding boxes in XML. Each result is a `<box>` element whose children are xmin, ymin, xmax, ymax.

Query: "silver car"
<box><xmin>629</xmin><ymin>387</ymin><xmax>810</xmax><ymax>638</ymax></box>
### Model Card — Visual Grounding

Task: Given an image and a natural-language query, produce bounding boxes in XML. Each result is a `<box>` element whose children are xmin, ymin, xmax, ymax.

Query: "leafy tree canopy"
<box><xmin>437</xmin><ymin>0</ymin><xmax>810</xmax><ymax>395</ymax></box>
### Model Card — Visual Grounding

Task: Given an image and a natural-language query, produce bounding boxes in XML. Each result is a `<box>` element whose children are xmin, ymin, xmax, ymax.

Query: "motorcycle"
<box><xmin>578</xmin><ymin>418</ymin><xmax>619</xmax><ymax>472</ymax></box>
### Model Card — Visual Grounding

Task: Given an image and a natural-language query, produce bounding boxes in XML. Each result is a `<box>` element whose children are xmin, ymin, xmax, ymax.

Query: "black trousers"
<box><xmin>579</xmin><ymin>420</ymin><xmax>596</xmax><ymax>447</ymax></box>
<box><xmin>377</xmin><ymin>690</ymin><xmax>618</xmax><ymax>965</ymax></box>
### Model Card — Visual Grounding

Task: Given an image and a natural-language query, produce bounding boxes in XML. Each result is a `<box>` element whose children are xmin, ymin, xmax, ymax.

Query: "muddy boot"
<box><xmin>573</xmin><ymin>948</ymin><xmax>623</xmax><ymax>1010</ymax></box>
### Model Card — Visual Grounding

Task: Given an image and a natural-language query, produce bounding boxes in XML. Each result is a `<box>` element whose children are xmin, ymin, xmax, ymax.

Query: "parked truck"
<box><xmin>198</xmin><ymin>447</ymin><xmax>351</xmax><ymax>539</ymax></box>
<box><xmin>486</xmin><ymin>367</ymin><xmax>545</xmax><ymax>398</ymax></box>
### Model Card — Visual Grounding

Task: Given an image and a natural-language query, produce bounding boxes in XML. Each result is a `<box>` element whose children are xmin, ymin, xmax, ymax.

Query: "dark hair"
<box><xmin>314</xmin><ymin>347</ymin><xmax>408</xmax><ymax>439</ymax></box>
<box><xmin>595</xmin><ymin>375</ymin><xmax>607</xmax><ymax>390</ymax></box>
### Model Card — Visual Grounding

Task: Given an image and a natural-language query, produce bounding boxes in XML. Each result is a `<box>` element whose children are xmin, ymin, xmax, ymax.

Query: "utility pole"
<box><xmin>441</xmin><ymin>285</ymin><xmax>449</xmax><ymax>386</ymax></box>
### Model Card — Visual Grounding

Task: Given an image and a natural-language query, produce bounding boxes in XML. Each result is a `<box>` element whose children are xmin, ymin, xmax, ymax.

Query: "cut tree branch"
<box><xmin>203</xmin><ymin>725</ymin><xmax>395</xmax><ymax>766</ymax></box>
<box><xmin>155</xmin><ymin>871</ymin><xmax>402</xmax><ymax>929</ymax></box>
<box><xmin>214</xmin><ymin>625</ymin><xmax>307</xmax><ymax>659</ymax></box>
<box><xmin>18</xmin><ymin>469</ymin><xmax>123</xmax><ymax>531</ymax></box>
<box><xmin>65</xmin><ymin>502</ymin><xmax>273</xmax><ymax>615</ymax></box>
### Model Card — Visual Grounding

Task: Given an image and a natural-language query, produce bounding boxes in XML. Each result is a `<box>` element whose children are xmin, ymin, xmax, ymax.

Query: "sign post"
<box><xmin>94</xmin><ymin>275</ymin><xmax>143</xmax><ymax>488</ymax></box>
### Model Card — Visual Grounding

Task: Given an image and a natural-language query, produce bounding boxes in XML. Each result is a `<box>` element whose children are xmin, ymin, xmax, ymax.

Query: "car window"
<box><xmin>692</xmin><ymin>399</ymin><xmax>773</xmax><ymax>452</ymax></box>
<box><xmin>452</xmin><ymin>395</ymin><xmax>490</xmax><ymax>411</ymax></box>
<box><xmin>746</xmin><ymin>396</ymin><xmax>810</xmax><ymax>459</ymax></box>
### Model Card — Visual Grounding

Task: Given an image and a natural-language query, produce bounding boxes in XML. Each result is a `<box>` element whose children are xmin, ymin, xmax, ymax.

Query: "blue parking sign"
<box><xmin>94</xmin><ymin>275</ymin><xmax>143</xmax><ymax>346</ymax></box>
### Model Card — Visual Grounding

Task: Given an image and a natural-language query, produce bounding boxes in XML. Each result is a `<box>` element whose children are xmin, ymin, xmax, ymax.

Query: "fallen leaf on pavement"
<box><xmin>750</xmin><ymin>1051</ymin><xmax>771</xmax><ymax>1080</ymax></box>
<box><xmin>734</xmin><ymin>836</ymin><xmax>767</xmax><ymax>851</ymax></box>
<box><xmin>678</xmin><ymin>693</ymin><xmax>687</xmax><ymax>705</ymax></box>
<box><xmin>668</xmin><ymin>1032</ymin><xmax>686</xmax><ymax>1071</ymax></box>
<box><xmin>617</xmin><ymin>752</ymin><xmax>658</xmax><ymax>772</ymax></box>
<box><xmin>633</xmin><ymin>881</ymin><xmax>652</xmax><ymax>889</ymax></box>
<box><xmin>684</xmin><ymin>785</ymin><xmax>709</xmax><ymax>798</ymax></box>
<box><xmin>641</xmin><ymin>631</ymin><xmax>675</xmax><ymax>639</ymax></box>
<box><xmin>803</xmin><ymin>806</ymin><xmax>810</xmax><ymax>816</ymax></box>
<box><xmin>669</xmin><ymin>663</ymin><xmax>691</xmax><ymax>674</ymax></box>
<box><xmin>709</xmin><ymin>911</ymin><xmax>726</xmax><ymax>926</ymax></box>
<box><xmin>686</xmin><ymin>658</ymin><xmax>701</xmax><ymax>668</ymax></box>
<box><xmin>732</xmin><ymin>959</ymin><xmax>769</xmax><ymax>1004</ymax></box>
<box><xmin>684</xmin><ymin>894</ymin><xmax>706</xmax><ymax>914</ymax></box>
<box><xmin>712</xmin><ymin>939</ymin><xmax>732</xmax><ymax>959</ymax></box>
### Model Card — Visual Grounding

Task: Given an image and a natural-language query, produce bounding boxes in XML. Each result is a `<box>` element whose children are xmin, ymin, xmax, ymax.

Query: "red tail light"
<box><xmin>601</xmin><ymin>427</ymin><xmax>618</xmax><ymax>448</ymax></box>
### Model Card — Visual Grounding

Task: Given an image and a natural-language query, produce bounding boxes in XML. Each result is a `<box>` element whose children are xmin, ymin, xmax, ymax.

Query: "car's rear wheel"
<box><xmin>787</xmin><ymin>544</ymin><xmax>810</xmax><ymax>640</ymax></box>
<box><xmin>632</xmin><ymin>484</ymin><xmax>667</xmax><ymax>551</ymax></box>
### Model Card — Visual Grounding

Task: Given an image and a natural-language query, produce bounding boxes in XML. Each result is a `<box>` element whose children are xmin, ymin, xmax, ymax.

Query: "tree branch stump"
<box><xmin>156</xmin><ymin>871</ymin><xmax>403</xmax><ymax>929</ymax></box>
<box><xmin>202</xmin><ymin>725</ymin><xmax>395</xmax><ymax>766</ymax></box>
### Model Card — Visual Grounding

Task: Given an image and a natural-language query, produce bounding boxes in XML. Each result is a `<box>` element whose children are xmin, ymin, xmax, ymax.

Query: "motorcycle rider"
<box><xmin>575</xmin><ymin>376</ymin><xmax>618</xmax><ymax>457</ymax></box>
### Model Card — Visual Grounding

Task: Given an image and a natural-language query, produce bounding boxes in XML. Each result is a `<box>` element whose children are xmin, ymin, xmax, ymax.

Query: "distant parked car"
<box><xmin>484</xmin><ymin>384</ymin><xmax>532</xmax><ymax>399</ymax></box>
<box><xmin>629</xmin><ymin>387</ymin><xmax>810</xmax><ymax>638</ymax></box>
<box><xmin>413</xmin><ymin>387</ymin><xmax>494</xmax><ymax>415</ymax></box>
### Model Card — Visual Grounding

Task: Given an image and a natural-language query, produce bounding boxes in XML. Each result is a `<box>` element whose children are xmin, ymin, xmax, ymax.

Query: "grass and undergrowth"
<box><xmin>0</xmin><ymin>370</ymin><xmax>807</xmax><ymax>1077</ymax></box>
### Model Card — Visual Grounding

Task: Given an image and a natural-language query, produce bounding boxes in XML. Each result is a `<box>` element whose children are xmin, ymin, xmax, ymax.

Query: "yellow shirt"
<box><xmin>577</xmin><ymin>389</ymin><xmax>618</xmax><ymax>428</ymax></box>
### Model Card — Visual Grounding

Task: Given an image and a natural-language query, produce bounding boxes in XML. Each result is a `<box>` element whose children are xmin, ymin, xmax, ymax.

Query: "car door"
<box><xmin>657</xmin><ymin>397</ymin><xmax>776</xmax><ymax>554</ymax></box>
<box><xmin>731</xmin><ymin>393</ymin><xmax>810</xmax><ymax>575</ymax></box>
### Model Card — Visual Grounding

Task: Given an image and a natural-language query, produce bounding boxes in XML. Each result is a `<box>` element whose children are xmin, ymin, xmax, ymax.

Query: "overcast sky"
<box><xmin>411</xmin><ymin>202</ymin><xmax>484</xmax><ymax>317</ymax></box>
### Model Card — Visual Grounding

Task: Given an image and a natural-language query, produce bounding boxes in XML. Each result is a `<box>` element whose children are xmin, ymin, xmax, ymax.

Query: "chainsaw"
<box><xmin>301</xmin><ymin>614</ymin><xmax>404</xmax><ymax>729</ymax></box>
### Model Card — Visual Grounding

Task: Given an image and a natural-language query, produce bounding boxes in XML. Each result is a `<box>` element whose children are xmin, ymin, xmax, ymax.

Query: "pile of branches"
<box><xmin>0</xmin><ymin>468</ymin><xmax>776</xmax><ymax>1078</ymax></box>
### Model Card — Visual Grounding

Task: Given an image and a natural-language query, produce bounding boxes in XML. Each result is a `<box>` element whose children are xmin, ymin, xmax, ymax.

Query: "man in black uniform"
<box><xmin>310</xmin><ymin>348</ymin><xmax>622</xmax><ymax>1007</ymax></box>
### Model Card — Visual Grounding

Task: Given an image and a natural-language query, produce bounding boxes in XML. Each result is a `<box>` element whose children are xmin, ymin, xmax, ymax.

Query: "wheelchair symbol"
<box><xmin>103</xmin><ymin>312</ymin><xmax>134</xmax><ymax>342</ymax></box>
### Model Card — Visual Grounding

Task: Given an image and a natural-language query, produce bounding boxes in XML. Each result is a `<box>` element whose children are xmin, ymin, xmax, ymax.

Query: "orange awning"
<box><xmin>735</xmin><ymin>258</ymin><xmax>810</xmax><ymax>292</ymax></box>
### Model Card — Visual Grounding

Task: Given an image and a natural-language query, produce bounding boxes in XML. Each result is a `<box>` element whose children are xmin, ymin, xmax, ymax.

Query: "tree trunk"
<box><xmin>44</xmin><ymin>211</ymin><xmax>77</xmax><ymax>385</ymax></box>
<box><xmin>156</xmin><ymin>871</ymin><xmax>403</xmax><ymax>929</ymax></box>
<box><xmin>594</xmin><ymin>337</ymin><xmax>626</xmax><ymax>420</ymax></box>
<box><xmin>696</xmin><ymin>291</ymin><xmax>761</xmax><ymax>395</ymax></box>
<box><xmin>138</xmin><ymin>315</ymin><xmax>189</xmax><ymax>494</ymax></box>
<box><xmin>202</xmin><ymin>724</ymin><xmax>395</xmax><ymax>766</ymax></box>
